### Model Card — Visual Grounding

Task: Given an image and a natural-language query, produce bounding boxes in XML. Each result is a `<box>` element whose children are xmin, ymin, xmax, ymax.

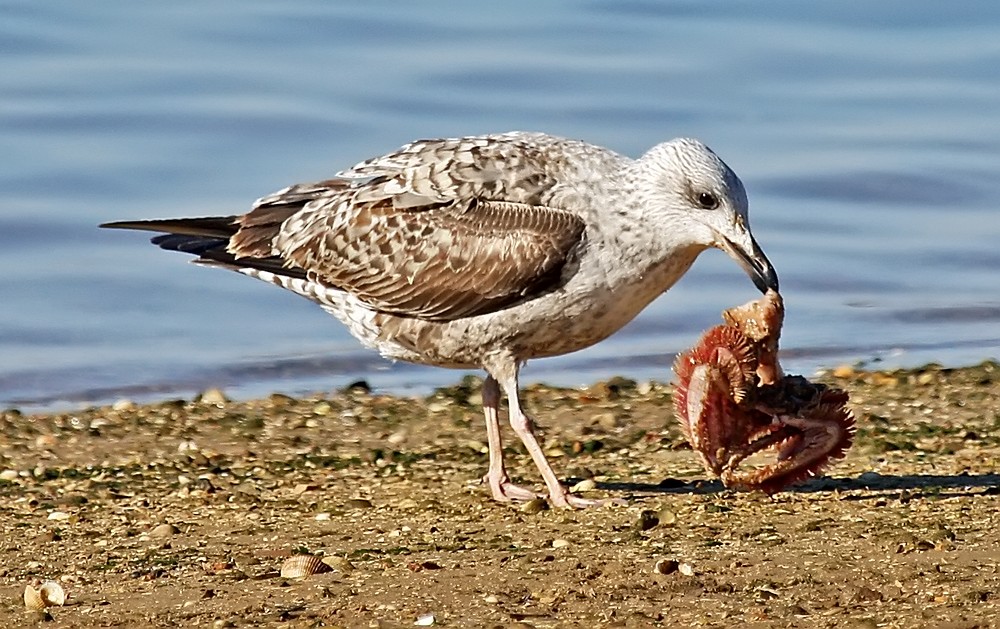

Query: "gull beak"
<box><xmin>717</xmin><ymin>232</ymin><xmax>780</xmax><ymax>294</ymax></box>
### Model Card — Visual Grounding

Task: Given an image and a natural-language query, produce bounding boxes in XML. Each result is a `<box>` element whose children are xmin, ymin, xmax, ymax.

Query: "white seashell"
<box><xmin>570</xmin><ymin>478</ymin><xmax>596</xmax><ymax>493</ymax></box>
<box><xmin>280</xmin><ymin>555</ymin><xmax>333</xmax><ymax>578</ymax></box>
<box><xmin>24</xmin><ymin>581</ymin><xmax>65</xmax><ymax>610</ymax></box>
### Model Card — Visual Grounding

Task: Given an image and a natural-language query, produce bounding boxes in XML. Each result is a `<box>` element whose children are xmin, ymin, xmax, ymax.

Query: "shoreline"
<box><xmin>6</xmin><ymin>355</ymin><xmax>999</xmax><ymax>416</ymax></box>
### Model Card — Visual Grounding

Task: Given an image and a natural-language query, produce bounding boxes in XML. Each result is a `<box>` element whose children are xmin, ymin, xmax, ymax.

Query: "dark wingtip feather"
<box><xmin>104</xmin><ymin>216</ymin><xmax>308</xmax><ymax>282</ymax></box>
<box><xmin>100</xmin><ymin>217</ymin><xmax>240</xmax><ymax>239</ymax></box>
<box><xmin>150</xmin><ymin>233</ymin><xmax>228</xmax><ymax>257</ymax></box>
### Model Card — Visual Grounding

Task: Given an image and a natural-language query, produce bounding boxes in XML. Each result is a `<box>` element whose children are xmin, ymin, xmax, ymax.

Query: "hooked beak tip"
<box><xmin>752</xmin><ymin>264</ymin><xmax>780</xmax><ymax>294</ymax></box>
<box><xmin>718</xmin><ymin>234</ymin><xmax>779</xmax><ymax>295</ymax></box>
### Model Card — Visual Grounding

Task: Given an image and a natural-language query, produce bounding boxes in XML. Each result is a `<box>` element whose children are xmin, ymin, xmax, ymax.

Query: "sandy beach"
<box><xmin>1</xmin><ymin>362</ymin><xmax>998</xmax><ymax>628</ymax></box>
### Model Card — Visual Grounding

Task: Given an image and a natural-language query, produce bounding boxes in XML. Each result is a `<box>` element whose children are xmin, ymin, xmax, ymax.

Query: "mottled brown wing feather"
<box><xmin>224</xmin><ymin>134</ymin><xmax>598</xmax><ymax>321</ymax></box>
<box><xmin>340</xmin><ymin>133</ymin><xmax>573</xmax><ymax>207</ymax></box>
<box><xmin>229</xmin><ymin>180</ymin><xmax>350</xmax><ymax>258</ymax></box>
<box><xmin>280</xmin><ymin>197</ymin><xmax>585</xmax><ymax>320</ymax></box>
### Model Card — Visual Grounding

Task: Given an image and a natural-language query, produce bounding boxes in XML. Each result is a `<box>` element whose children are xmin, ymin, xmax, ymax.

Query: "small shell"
<box><xmin>24</xmin><ymin>581</ymin><xmax>66</xmax><ymax>610</ymax></box>
<box><xmin>321</xmin><ymin>556</ymin><xmax>355</xmax><ymax>573</ymax></box>
<box><xmin>653</xmin><ymin>559</ymin><xmax>678</xmax><ymax>575</ymax></box>
<box><xmin>570</xmin><ymin>478</ymin><xmax>596</xmax><ymax>493</ymax></box>
<box><xmin>149</xmin><ymin>523</ymin><xmax>180</xmax><ymax>538</ymax></box>
<box><xmin>280</xmin><ymin>555</ymin><xmax>333</xmax><ymax>578</ymax></box>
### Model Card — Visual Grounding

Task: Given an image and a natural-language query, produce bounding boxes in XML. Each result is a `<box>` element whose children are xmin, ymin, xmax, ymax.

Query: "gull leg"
<box><xmin>481</xmin><ymin>375</ymin><xmax>542</xmax><ymax>502</ymax></box>
<box><xmin>493</xmin><ymin>364</ymin><xmax>610</xmax><ymax>509</ymax></box>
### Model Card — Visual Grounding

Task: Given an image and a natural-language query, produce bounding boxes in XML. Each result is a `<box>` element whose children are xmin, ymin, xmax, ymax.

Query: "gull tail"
<box><xmin>100</xmin><ymin>217</ymin><xmax>306</xmax><ymax>280</ymax></box>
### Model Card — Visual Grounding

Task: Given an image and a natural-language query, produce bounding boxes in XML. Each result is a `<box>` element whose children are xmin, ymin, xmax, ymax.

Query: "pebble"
<box><xmin>520</xmin><ymin>498</ymin><xmax>548</xmax><ymax>514</ymax></box>
<box><xmin>198</xmin><ymin>388</ymin><xmax>228</xmax><ymax>406</ymax></box>
<box><xmin>150</xmin><ymin>523</ymin><xmax>180</xmax><ymax>538</ymax></box>
<box><xmin>344</xmin><ymin>498</ymin><xmax>373</xmax><ymax>510</ymax></box>
<box><xmin>653</xmin><ymin>559</ymin><xmax>678</xmax><ymax>575</ymax></box>
<box><xmin>858</xmin><ymin>471</ymin><xmax>883</xmax><ymax>484</ymax></box>
<box><xmin>551</xmin><ymin>539</ymin><xmax>570</xmax><ymax>549</ymax></box>
<box><xmin>414</xmin><ymin>613</ymin><xmax>436</xmax><ymax>626</ymax></box>
<box><xmin>321</xmin><ymin>556</ymin><xmax>355</xmax><ymax>572</ymax></box>
<box><xmin>112</xmin><ymin>398</ymin><xmax>136</xmax><ymax>411</ymax></box>
<box><xmin>869</xmin><ymin>372</ymin><xmax>900</xmax><ymax>388</ymax></box>
<box><xmin>312</xmin><ymin>402</ymin><xmax>332</xmax><ymax>415</ymax></box>
<box><xmin>632</xmin><ymin>510</ymin><xmax>659</xmax><ymax>532</ymax></box>
<box><xmin>465</xmin><ymin>440</ymin><xmax>489</xmax><ymax>454</ymax></box>
<box><xmin>344</xmin><ymin>379</ymin><xmax>372</xmax><ymax>394</ymax></box>
<box><xmin>0</xmin><ymin>469</ymin><xmax>19</xmax><ymax>481</ymax></box>
<box><xmin>34</xmin><ymin>530</ymin><xmax>59</xmax><ymax>544</ymax></box>
<box><xmin>831</xmin><ymin>365</ymin><xmax>856</xmax><ymax>379</ymax></box>
<box><xmin>657</xmin><ymin>508</ymin><xmax>678</xmax><ymax>526</ymax></box>
<box><xmin>594</xmin><ymin>412</ymin><xmax>618</xmax><ymax>431</ymax></box>
<box><xmin>268</xmin><ymin>393</ymin><xmax>295</xmax><ymax>406</ymax></box>
<box><xmin>292</xmin><ymin>483</ymin><xmax>319</xmax><ymax>497</ymax></box>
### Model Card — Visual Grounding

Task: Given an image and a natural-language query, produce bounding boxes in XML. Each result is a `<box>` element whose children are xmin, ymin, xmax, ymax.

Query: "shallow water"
<box><xmin>3</xmin><ymin>2</ymin><xmax>999</xmax><ymax>410</ymax></box>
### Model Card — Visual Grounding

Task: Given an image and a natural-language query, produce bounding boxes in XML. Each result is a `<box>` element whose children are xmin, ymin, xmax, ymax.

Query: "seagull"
<box><xmin>102</xmin><ymin>131</ymin><xmax>778</xmax><ymax>508</ymax></box>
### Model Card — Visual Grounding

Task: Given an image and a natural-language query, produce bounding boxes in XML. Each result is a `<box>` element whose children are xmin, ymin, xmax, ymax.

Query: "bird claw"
<box><xmin>548</xmin><ymin>488</ymin><xmax>625</xmax><ymax>509</ymax></box>
<box><xmin>480</xmin><ymin>473</ymin><xmax>622</xmax><ymax>508</ymax></box>
<box><xmin>481</xmin><ymin>472</ymin><xmax>545</xmax><ymax>502</ymax></box>
<box><xmin>673</xmin><ymin>290</ymin><xmax>855</xmax><ymax>493</ymax></box>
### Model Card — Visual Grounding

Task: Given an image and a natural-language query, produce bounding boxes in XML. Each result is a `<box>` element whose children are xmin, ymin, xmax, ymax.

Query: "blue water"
<box><xmin>3</xmin><ymin>1</ymin><xmax>999</xmax><ymax>410</ymax></box>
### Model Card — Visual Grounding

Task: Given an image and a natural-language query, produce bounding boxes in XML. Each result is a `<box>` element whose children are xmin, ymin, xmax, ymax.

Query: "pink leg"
<box><xmin>493</xmin><ymin>365</ymin><xmax>612</xmax><ymax>509</ymax></box>
<box><xmin>481</xmin><ymin>375</ymin><xmax>542</xmax><ymax>502</ymax></box>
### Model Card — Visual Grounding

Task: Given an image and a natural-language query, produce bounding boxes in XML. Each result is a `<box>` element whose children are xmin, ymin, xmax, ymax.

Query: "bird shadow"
<box><xmin>594</xmin><ymin>471</ymin><xmax>1000</xmax><ymax>502</ymax></box>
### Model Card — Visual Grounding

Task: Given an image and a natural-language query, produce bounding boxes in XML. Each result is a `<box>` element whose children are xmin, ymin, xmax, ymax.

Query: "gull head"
<box><xmin>635</xmin><ymin>138</ymin><xmax>779</xmax><ymax>294</ymax></box>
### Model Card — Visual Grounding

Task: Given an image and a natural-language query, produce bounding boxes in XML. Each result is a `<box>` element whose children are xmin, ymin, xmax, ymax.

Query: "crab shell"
<box><xmin>673</xmin><ymin>290</ymin><xmax>855</xmax><ymax>493</ymax></box>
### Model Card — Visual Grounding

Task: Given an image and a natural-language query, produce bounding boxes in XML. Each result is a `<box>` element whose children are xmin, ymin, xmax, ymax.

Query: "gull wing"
<box><xmin>108</xmin><ymin>133</ymin><xmax>594</xmax><ymax>321</ymax></box>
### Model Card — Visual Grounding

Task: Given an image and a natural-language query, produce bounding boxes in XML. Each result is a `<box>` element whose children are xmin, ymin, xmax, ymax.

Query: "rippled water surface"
<box><xmin>3</xmin><ymin>1</ymin><xmax>999</xmax><ymax>409</ymax></box>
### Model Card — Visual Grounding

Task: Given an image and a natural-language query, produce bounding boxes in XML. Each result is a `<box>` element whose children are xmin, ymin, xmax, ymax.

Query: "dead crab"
<box><xmin>673</xmin><ymin>290</ymin><xmax>854</xmax><ymax>493</ymax></box>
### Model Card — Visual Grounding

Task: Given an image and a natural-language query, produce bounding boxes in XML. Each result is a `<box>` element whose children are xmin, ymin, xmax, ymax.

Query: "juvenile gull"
<box><xmin>102</xmin><ymin>131</ymin><xmax>778</xmax><ymax>508</ymax></box>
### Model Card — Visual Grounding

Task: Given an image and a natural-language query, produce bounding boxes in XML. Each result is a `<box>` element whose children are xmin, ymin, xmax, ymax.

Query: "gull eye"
<box><xmin>696</xmin><ymin>192</ymin><xmax>719</xmax><ymax>210</ymax></box>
